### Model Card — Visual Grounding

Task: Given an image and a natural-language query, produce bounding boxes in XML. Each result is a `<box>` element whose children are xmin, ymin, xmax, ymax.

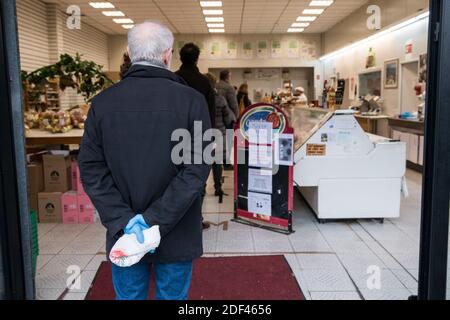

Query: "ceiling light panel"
<box><xmin>292</xmin><ymin>22</ymin><xmax>310</xmax><ymax>28</ymax></box>
<box><xmin>302</xmin><ymin>8</ymin><xmax>324</xmax><ymax>15</ymax></box>
<box><xmin>297</xmin><ymin>16</ymin><xmax>317</xmax><ymax>22</ymax></box>
<box><xmin>209</xmin><ymin>28</ymin><xmax>225</xmax><ymax>33</ymax></box>
<box><xmin>287</xmin><ymin>28</ymin><xmax>304</xmax><ymax>33</ymax></box>
<box><xmin>89</xmin><ymin>2</ymin><xmax>114</xmax><ymax>9</ymax></box>
<box><xmin>205</xmin><ymin>17</ymin><xmax>224</xmax><ymax>22</ymax></box>
<box><xmin>207</xmin><ymin>23</ymin><xmax>225</xmax><ymax>28</ymax></box>
<box><xmin>102</xmin><ymin>11</ymin><xmax>125</xmax><ymax>17</ymax></box>
<box><xmin>203</xmin><ymin>9</ymin><xmax>223</xmax><ymax>15</ymax></box>
<box><xmin>309</xmin><ymin>0</ymin><xmax>334</xmax><ymax>6</ymax></box>
<box><xmin>122</xmin><ymin>24</ymin><xmax>135</xmax><ymax>29</ymax></box>
<box><xmin>200</xmin><ymin>1</ymin><xmax>223</xmax><ymax>7</ymax></box>
<box><xmin>113</xmin><ymin>18</ymin><xmax>134</xmax><ymax>24</ymax></box>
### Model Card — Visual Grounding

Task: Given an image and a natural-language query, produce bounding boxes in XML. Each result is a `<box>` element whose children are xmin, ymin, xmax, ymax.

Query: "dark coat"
<box><xmin>78</xmin><ymin>65</ymin><xmax>212</xmax><ymax>263</ymax></box>
<box><xmin>217</xmin><ymin>80</ymin><xmax>239</xmax><ymax>118</ymax></box>
<box><xmin>237</xmin><ymin>91</ymin><xmax>252</xmax><ymax>110</ymax></box>
<box><xmin>175</xmin><ymin>64</ymin><xmax>216</xmax><ymax>127</ymax></box>
<box><xmin>214</xmin><ymin>91</ymin><xmax>233</xmax><ymax>136</ymax></box>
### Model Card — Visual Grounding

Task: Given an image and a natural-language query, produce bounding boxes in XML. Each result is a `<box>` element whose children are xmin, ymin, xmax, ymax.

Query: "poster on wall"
<box><xmin>243</xmin><ymin>41</ymin><xmax>253</xmax><ymax>59</ymax></box>
<box><xmin>349</xmin><ymin>75</ymin><xmax>357</xmax><ymax>100</ymax></box>
<box><xmin>300</xmin><ymin>40</ymin><xmax>317</xmax><ymax>60</ymax></box>
<box><xmin>405</xmin><ymin>39</ymin><xmax>414</xmax><ymax>61</ymax></box>
<box><xmin>209</xmin><ymin>41</ymin><xmax>222</xmax><ymax>59</ymax></box>
<box><xmin>271</xmin><ymin>40</ymin><xmax>282</xmax><ymax>58</ymax></box>
<box><xmin>287</xmin><ymin>40</ymin><xmax>299</xmax><ymax>58</ymax></box>
<box><xmin>384</xmin><ymin>59</ymin><xmax>399</xmax><ymax>89</ymax></box>
<box><xmin>225</xmin><ymin>41</ymin><xmax>237</xmax><ymax>59</ymax></box>
<box><xmin>419</xmin><ymin>53</ymin><xmax>427</xmax><ymax>83</ymax></box>
<box><xmin>195</xmin><ymin>41</ymin><xmax>205</xmax><ymax>55</ymax></box>
<box><xmin>257</xmin><ymin>41</ymin><xmax>268</xmax><ymax>58</ymax></box>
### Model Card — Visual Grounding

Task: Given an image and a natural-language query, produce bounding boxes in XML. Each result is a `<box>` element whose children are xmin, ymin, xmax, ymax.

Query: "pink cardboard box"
<box><xmin>61</xmin><ymin>191</ymin><xmax>78</xmax><ymax>224</ymax></box>
<box><xmin>78</xmin><ymin>194</ymin><xmax>94</xmax><ymax>224</ymax></box>
<box><xmin>71</xmin><ymin>161</ymin><xmax>86</xmax><ymax>195</ymax></box>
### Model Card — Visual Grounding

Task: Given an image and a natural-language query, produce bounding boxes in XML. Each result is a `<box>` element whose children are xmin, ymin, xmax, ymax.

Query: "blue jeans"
<box><xmin>112</xmin><ymin>260</ymin><xmax>193</xmax><ymax>300</ymax></box>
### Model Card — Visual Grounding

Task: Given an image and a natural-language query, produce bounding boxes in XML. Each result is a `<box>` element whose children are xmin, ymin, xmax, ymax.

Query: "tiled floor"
<box><xmin>35</xmin><ymin>169</ymin><xmax>450</xmax><ymax>300</ymax></box>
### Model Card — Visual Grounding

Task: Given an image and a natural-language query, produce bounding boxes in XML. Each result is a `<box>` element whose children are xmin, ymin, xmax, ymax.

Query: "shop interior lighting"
<box><xmin>287</xmin><ymin>28</ymin><xmax>304</xmax><ymax>33</ymax></box>
<box><xmin>89</xmin><ymin>2</ymin><xmax>115</xmax><ymax>9</ymax></box>
<box><xmin>320</xmin><ymin>11</ymin><xmax>430</xmax><ymax>61</ymax></box>
<box><xmin>102</xmin><ymin>11</ymin><xmax>124</xmax><ymax>17</ymax></box>
<box><xmin>113</xmin><ymin>18</ymin><xmax>134</xmax><ymax>24</ymax></box>
<box><xmin>292</xmin><ymin>22</ymin><xmax>310</xmax><ymax>28</ymax></box>
<box><xmin>207</xmin><ymin>23</ymin><xmax>225</xmax><ymax>28</ymax></box>
<box><xmin>296</xmin><ymin>16</ymin><xmax>317</xmax><ymax>22</ymax></box>
<box><xmin>209</xmin><ymin>28</ymin><xmax>225</xmax><ymax>33</ymax></box>
<box><xmin>122</xmin><ymin>24</ymin><xmax>135</xmax><ymax>29</ymax></box>
<box><xmin>309</xmin><ymin>0</ymin><xmax>334</xmax><ymax>6</ymax></box>
<box><xmin>205</xmin><ymin>16</ymin><xmax>224</xmax><ymax>22</ymax></box>
<box><xmin>203</xmin><ymin>9</ymin><xmax>223</xmax><ymax>15</ymax></box>
<box><xmin>302</xmin><ymin>8</ymin><xmax>324</xmax><ymax>15</ymax></box>
<box><xmin>200</xmin><ymin>1</ymin><xmax>223</xmax><ymax>7</ymax></box>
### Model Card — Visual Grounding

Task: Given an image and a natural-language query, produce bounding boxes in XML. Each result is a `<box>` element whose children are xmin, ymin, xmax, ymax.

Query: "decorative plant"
<box><xmin>22</xmin><ymin>53</ymin><xmax>113</xmax><ymax>104</ymax></box>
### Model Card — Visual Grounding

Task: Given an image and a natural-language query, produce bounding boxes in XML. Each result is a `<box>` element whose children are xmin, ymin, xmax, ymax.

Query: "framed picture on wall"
<box><xmin>384</xmin><ymin>59</ymin><xmax>399</xmax><ymax>89</ymax></box>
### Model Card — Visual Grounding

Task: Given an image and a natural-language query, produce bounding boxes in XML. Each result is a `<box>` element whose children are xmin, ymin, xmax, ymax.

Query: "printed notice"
<box><xmin>275</xmin><ymin>133</ymin><xmax>294</xmax><ymax>166</ymax></box>
<box><xmin>248</xmin><ymin>168</ymin><xmax>272</xmax><ymax>194</ymax></box>
<box><xmin>248</xmin><ymin>121</ymin><xmax>273</xmax><ymax>145</ymax></box>
<box><xmin>248</xmin><ymin>192</ymin><xmax>272</xmax><ymax>216</ymax></box>
<box><xmin>249</xmin><ymin>144</ymin><xmax>273</xmax><ymax>168</ymax></box>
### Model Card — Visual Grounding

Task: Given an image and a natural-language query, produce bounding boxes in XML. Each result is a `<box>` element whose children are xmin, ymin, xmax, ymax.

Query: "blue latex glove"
<box><xmin>124</xmin><ymin>214</ymin><xmax>149</xmax><ymax>244</ymax></box>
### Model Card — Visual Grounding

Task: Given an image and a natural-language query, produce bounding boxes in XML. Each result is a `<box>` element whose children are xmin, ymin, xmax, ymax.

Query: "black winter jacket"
<box><xmin>78</xmin><ymin>65</ymin><xmax>212</xmax><ymax>263</ymax></box>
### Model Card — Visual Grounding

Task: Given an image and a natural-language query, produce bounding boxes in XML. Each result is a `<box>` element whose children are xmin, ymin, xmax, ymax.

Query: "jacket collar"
<box><xmin>123</xmin><ymin>64</ymin><xmax>187</xmax><ymax>85</ymax></box>
<box><xmin>179</xmin><ymin>63</ymin><xmax>200</xmax><ymax>73</ymax></box>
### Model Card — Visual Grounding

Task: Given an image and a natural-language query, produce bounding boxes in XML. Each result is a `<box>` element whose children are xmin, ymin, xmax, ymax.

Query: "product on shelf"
<box><xmin>69</xmin><ymin>107</ymin><xmax>87</xmax><ymax>129</ymax></box>
<box><xmin>24</xmin><ymin>110</ymin><xmax>40</xmax><ymax>130</ymax></box>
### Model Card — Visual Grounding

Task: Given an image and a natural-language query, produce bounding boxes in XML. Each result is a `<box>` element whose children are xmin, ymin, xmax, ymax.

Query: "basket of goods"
<box><xmin>69</xmin><ymin>107</ymin><xmax>87</xmax><ymax>129</ymax></box>
<box><xmin>24</xmin><ymin>110</ymin><xmax>41</xmax><ymax>130</ymax></box>
<box><xmin>39</xmin><ymin>110</ymin><xmax>73</xmax><ymax>133</ymax></box>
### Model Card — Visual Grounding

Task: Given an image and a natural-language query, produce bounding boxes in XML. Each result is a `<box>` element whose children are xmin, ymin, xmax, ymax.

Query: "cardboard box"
<box><xmin>71</xmin><ymin>161</ymin><xmax>86</xmax><ymax>194</ymax></box>
<box><xmin>38</xmin><ymin>192</ymin><xmax>62</xmax><ymax>223</ymax></box>
<box><xmin>61</xmin><ymin>191</ymin><xmax>78</xmax><ymax>224</ymax></box>
<box><xmin>43</xmin><ymin>154</ymin><xmax>71</xmax><ymax>192</ymax></box>
<box><xmin>27</xmin><ymin>162</ymin><xmax>44</xmax><ymax>195</ymax></box>
<box><xmin>78</xmin><ymin>194</ymin><xmax>94</xmax><ymax>224</ymax></box>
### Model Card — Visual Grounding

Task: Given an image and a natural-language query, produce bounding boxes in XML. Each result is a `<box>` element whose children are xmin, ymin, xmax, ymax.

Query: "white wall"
<box><xmin>109</xmin><ymin>33</ymin><xmax>323</xmax><ymax>99</ymax></box>
<box><xmin>322</xmin><ymin>15</ymin><xmax>429</xmax><ymax>137</ymax></box>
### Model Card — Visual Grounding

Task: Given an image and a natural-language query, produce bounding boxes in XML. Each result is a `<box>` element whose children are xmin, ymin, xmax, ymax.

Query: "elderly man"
<box><xmin>78</xmin><ymin>21</ymin><xmax>211</xmax><ymax>300</ymax></box>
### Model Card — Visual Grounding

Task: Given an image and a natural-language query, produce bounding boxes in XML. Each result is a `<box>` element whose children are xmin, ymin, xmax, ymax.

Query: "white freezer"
<box><xmin>288</xmin><ymin>108</ymin><xmax>406</xmax><ymax>221</ymax></box>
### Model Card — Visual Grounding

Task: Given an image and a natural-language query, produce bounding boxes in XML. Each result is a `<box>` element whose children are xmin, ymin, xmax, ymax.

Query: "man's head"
<box><xmin>179</xmin><ymin>43</ymin><xmax>201</xmax><ymax>65</ymax></box>
<box><xmin>220</xmin><ymin>70</ymin><xmax>231</xmax><ymax>82</ymax></box>
<box><xmin>127</xmin><ymin>21</ymin><xmax>174</xmax><ymax>68</ymax></box>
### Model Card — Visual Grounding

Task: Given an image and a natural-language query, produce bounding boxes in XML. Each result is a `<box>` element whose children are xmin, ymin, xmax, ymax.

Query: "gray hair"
<box><xmin>127</xmin><ymin>21</ymin><xmax>174</xmax><ymax>65</ymax></box>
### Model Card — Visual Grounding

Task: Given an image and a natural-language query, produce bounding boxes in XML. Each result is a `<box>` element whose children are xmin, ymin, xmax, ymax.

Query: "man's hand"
<box><xmin>124</xmin><ymin>214</ymin><xmax>149</xmax><ymax>244</ymax></box>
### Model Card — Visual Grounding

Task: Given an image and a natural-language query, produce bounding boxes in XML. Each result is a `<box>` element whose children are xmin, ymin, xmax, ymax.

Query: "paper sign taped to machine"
<box><xmin>248</xmin><ymin>121</ymin><xmax>273</xmax><ymax>145</ymax></box>
<box><xmin>275</xmin><ymin>133</ymin><xmax>294</xmax><ymax>166</ymax></box>
<box><xmin>248</xmin><ymin>192</ymin><xmax>272</xmax><ymax>216</ymax></box>
<box><xmin>249</xmin><ymin>144</ymin><xmax>273</xmax><ymax>168</ymax></box>
<box><xmin>248</xmin><ymin>168</ymin><xmax>272</xmax><ymax>194</ymax></box>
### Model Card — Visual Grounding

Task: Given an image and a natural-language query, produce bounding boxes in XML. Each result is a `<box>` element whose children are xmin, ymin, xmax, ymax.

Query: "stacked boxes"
<box><xmin>30</xmin><ymin>151</ymin><xmax>97</xmax><ymax>224</ymax></box>
<box><xmin>71</xmin><ymin>160</ymin><xmax>94</xmax><ymax>224</ymax></box>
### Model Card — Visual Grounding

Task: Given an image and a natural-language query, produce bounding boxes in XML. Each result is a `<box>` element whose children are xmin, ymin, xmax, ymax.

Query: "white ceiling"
<box><xmin>44</xmin><ymin>0</ymin><xmax>368</xmax><ymax>35</ymax></box>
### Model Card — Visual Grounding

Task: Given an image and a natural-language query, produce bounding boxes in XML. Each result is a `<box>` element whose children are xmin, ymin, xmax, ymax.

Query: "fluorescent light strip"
<box><xmin>287</xmin><ymin>28</ymin><xmax>304</xmax><ymax>33</ymax></box>
<box><xmin>320</xmin><ymin>11</ymin><xmax>430</xmax><ymax>61</ymax></box>
<box><xmin>292</xmin><ymin>22</ymin><xmax>310</xmax><ymax>28</ymax></box>
<box><xmin>309</xmin><ymin>0</ymin><xmax>334</xmax><ymax>6</ymax></box>
<box><xmin>207</xmin><ymin>23</ymin><xmax>225</xmax><ymax>28</ymax></box>
<box><xmin>200</xmin><ymin>1</ymin><xmax>223</xmax><ymax>7</ymax></box>
<box><xmin>209</xmin><ymin>28</ymin><xmax>225</xmax><ymax>33</ymax></box>
<box><xmin>203</xmin><ymin>9</ymin><xmax>223</xmax><ymax>15</ymax></box>
<box><xmin>89</xmin><ymin>2</ymin><xmax>114</xmax><ymax>9</ymax></box>
<box><xmin>122</xmin><ymin>24</ymin><xmax>135</xmax><ymax>29</ymax></box>
<box><xmin>297</xmin><ymin>16</ymin><xmax>317</xmax><ymax>22</ymax></box>
<box><xmin>205</xmin><ymin>16</ymin><xmax>224</xmax><ymax>22</ymax></box>
<box><xmin>302</xmin><ymin>8</ymin><xmax>324</xmax><ymax>15</ymax></box>
<box><xmin>102</xmin><ymin>11</ymin><xmax>125</xmax><ymax>17</ymax></box>
<box><xmin>113</xmin><ymin>18</ymin><xmax>134</xmax><ymax>24</ymax></box>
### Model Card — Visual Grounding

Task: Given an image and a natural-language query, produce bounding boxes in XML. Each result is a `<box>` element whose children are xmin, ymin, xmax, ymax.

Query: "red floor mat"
<box><xmin>85</xmin><ymin>255</ymin><xmax>305</xmax><ymax>300</ymax></box>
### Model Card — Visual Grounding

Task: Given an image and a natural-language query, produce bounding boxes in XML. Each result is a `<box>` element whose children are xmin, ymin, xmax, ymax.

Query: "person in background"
<box><xmin>175</xmin><ymin>43</ymin><xmax>215</xmax><ymax>128</ymax></box>
<box><xmin>78</xmin><ymin>21</ymin><xmax>211</xmax><ymax>300</ymax></box>
<box><xmin>217</xmin><ymin>70</ymin><xmax>238</xmax><ymax>170</ymax></box>
<box><xmin>120</xmin><ymin>52</ymin><xmax>132</xmax><ymax>80</ymax></box>
<box><xmin>205</xmin><ymin>73</ymin><xmax>236</xmax><ymax>200</ymax></box>
<box><xmin>237</xmin><ymin>83</ymin><xmax>252</xmax><ymax>116</ymax></box>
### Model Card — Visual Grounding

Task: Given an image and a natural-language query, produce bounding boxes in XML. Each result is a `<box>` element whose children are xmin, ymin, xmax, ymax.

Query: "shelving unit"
<box><xmin>24</xmin><ymin>79</ymin><xmax>61</xmax><ymax>111</ymax></box>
